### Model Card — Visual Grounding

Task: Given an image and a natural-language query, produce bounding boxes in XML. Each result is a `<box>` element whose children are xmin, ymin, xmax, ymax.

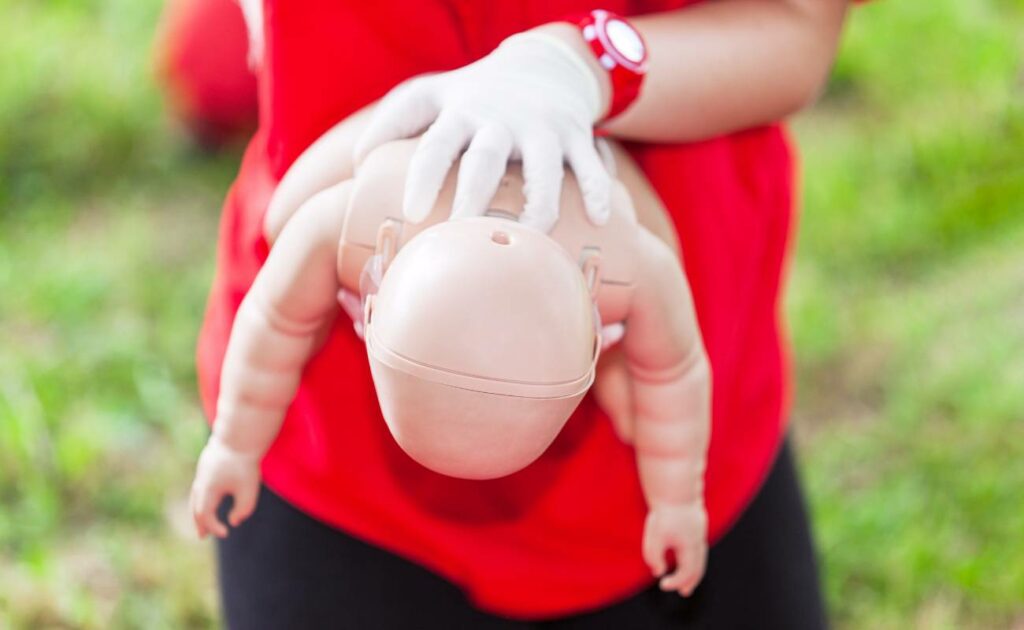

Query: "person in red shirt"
<box><xmin>196</xmin><ymin>0</ymin><xmax>851</xmax><ymax>627</ymax></box>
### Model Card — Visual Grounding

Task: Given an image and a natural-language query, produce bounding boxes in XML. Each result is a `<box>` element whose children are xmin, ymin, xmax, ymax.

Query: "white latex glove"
<box><xmin>353</xmin><ymin>32</ymin><xmax>611</xmax><ymax>233</ymax></box>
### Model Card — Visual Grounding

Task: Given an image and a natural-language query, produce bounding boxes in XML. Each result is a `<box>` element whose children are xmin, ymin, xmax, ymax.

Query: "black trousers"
<box><xmin>216</xmin><ymin>440</ymin><xmax>826</xmax><ymax>629</ymax></box>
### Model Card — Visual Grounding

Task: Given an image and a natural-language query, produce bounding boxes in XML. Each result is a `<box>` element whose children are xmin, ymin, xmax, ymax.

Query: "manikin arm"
<box><xmin>263</xmin><ymin>104</ymin><xmax>375</xmax><ymax>244</ymax></box>
<box><xmin>190</xmin><ymin>183</ymin><xmax>350</xmax><ymax>538</ymax></box>
<box><xmin>623</xmin><ymin>227</ymin><xmax>712</xmax><ymax>596</ymax></box>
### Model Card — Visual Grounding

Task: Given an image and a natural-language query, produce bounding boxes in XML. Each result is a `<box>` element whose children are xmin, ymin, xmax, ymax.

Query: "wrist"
<box><xmin>641</xmin><ymin>464</ymin><xmax>705</xmax><ymax>507</ymax></box>
<box><xmin>209</xmin><ymin>427</ymin><xmax>263</xmax><ymax>462</ymax></box>
<box><xmin>650</xmin><ymin>499</ymin><xmax>703</xmax><ymax>512</ymax></box>
<box><xmin>529</xmin><ymin>22</ymin><xmax>613</xmax><ymax>121</ymax></box>
<box><xmin>551</xmin><ymin>11</ymin><xmax>649</xmax><ymax>122</ymax></box>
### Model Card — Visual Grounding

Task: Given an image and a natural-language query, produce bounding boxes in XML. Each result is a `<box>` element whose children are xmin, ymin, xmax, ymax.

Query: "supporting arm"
<box><xmin>537</xmin><ymin>0</ymin><xmax>849</xmax><ymax>142</ymax></box>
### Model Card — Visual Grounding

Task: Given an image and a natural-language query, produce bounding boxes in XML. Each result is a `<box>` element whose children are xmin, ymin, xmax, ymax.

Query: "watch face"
<box><xmin>605</xmin><ymin>18</ymin><xmax>645</xmax><ymax>64</ymax></box>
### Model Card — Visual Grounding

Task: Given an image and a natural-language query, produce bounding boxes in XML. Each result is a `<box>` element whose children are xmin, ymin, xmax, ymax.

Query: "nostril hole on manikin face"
<box><xmin>491</xmin><ymin>231</ymin><xmax>511</xmax><ymax>245</ymax></box>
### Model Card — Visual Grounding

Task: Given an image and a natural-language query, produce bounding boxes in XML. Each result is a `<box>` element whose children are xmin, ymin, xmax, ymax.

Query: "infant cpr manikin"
<box><xmin>339</xmin><ymin>141</ymin><xmax>650</xmax><ymax>479</ymax></box>
<box><xmin>192</xmin><ymin>137</ymin><xmax>711</xmax><ymax>594</ymax></box>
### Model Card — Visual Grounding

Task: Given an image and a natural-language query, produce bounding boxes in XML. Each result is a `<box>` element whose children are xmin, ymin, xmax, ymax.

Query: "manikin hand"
<box><xmin>594</xmin><ymin>347</ymin><xmax>710</xmax><ymax>596</ymax></box>
<box><xmin>643</xmin><ymin>501</ymin><xmax>709</xmax><ymax>597</ymax></box>
<box><xmin>190</xmin><ymin>434</ymin><xmax>261</xmax><ymax>538</ymax></box>
<box><xmin>353</xmin><ymin>31</ymin><xmax>611</xmax><ymax>232</ymax></box>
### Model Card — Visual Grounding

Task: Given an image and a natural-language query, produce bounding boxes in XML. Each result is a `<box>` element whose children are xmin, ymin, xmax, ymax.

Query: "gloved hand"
<box><xmin>353</xmin><ymin>31</ymin><xmax>611</xmax><ymax>232</ymax></box>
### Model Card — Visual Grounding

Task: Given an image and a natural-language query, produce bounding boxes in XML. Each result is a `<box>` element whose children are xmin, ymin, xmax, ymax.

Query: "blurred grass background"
<box><xmin>0</xmin><ymin>0</ymin><xmax>1021</xmax><ymax>627</ymax></box>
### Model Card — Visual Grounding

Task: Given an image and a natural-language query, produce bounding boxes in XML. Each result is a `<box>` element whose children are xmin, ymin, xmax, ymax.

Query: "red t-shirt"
<box><xmin>197</xmin><ymin>0</ymin><xmax>795</xmax><ymax>619</ymax></box>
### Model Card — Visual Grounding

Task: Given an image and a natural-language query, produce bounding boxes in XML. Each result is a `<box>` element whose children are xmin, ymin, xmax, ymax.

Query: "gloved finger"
<box><xmin>595</xmin><ymin>137</ymin><xmax>618</xmax><ymax>177</ymax></box>
<box><xmin>451</xmin><ymin>124</ymin><xmax>513</xmax><ymax>219</ymax></box>
<box><xmin>353</xmin><ymin>78</ymin><xmax>438</xmax><ymax>164</ymax></box>
<box><xmin>518</xmin><ymin>131</ymin><xmax>563</xmax><ymax>232</ymax></box>
<box><xmin>566</xmin><ymin>134</ymin><xmax>612</xmax><ymax>226</ymax></box>
<box><xmin>228</xmin><ymin>481</ymin><xmax>259</xmax><ymax>527</ymax></box>
<box><xmin>403</xmin><ymin>112</ymin><xmax>473</xmax><ymax>223</ymax></box>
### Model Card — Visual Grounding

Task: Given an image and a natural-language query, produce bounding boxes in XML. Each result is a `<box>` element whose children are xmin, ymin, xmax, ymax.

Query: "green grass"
<box><xmin>1</xmin><ymin>0</ymin><xmax>1022</xmax><ymax>627</ymax></box>
<box><xmin>789</xmin><ymin>1</ymin><xmax>1024</xmax><ymax>626</ymax></box>
<box><xmin>0</xmin><ymin>2</ymin><xmax>231</xmax><ymax>625</ymax></box>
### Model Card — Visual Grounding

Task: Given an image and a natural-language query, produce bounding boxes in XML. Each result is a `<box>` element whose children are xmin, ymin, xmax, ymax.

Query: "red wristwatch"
<box><xmin>566</xmin><ymin>10</ymin><xmax>648</xmax><ymax>120</ymax></box>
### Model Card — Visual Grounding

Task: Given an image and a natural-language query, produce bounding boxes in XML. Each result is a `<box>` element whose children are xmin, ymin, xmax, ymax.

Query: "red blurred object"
<box><xmin>154</xmin><ymin>0</ymin><xmax>258</xmax><ymax>147</ymax></box>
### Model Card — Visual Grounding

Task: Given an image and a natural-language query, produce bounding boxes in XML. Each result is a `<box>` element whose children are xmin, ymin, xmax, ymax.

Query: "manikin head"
<box><xmin>362</xmin><ymin>216</ymin><xmax>600</xmax><ymax>479</ymax></box>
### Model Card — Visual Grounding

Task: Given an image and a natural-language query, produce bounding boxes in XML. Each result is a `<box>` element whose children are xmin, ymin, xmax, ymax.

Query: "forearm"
<box><xmin>538</xmin><ymin>0</ymin><xmax>848</xmax><ymax>143</ymax></box>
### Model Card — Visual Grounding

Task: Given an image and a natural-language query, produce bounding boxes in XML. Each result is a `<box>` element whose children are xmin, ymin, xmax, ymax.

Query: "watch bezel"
<box><xmin>585</xmin><ymin>9</ymin><xmax>648</xmax><ymax>74</ymax></box>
